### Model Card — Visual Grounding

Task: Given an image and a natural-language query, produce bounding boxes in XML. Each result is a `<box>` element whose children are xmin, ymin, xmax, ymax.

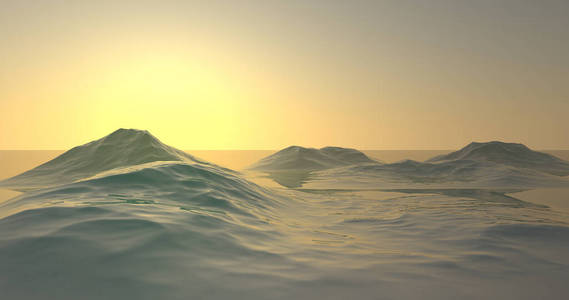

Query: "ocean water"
<box><xmin>1</xmin><ymin>145</ymin><xmax>569</xmax><ymax>299</ymax></box>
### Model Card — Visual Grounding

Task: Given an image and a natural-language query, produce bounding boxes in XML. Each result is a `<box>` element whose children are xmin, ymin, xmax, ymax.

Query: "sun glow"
<box><xmin>1</xmin><ymin>35</ymin><xmax>275</xmax><ymax>149</ymax></box>
<box><xmin>1</xmin><ymin>1</ymin><xmax>569</xmax><ymax>150</ymax></box>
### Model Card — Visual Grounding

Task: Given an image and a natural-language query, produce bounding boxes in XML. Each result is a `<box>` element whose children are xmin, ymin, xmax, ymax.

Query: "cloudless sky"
<box><xmin>1</xmin><ymin>0</ymin><xmax>568</xmax><ymax>150</ymax></box>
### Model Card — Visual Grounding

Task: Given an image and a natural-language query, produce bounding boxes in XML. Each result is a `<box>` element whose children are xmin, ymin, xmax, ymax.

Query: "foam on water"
<box><xmin>1</xmin><ymin>133</ymin><xmax>569</xmax><ymax>299</ymax></box>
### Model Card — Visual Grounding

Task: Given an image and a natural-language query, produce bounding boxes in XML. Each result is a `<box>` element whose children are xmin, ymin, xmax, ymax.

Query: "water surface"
<box><xmin>1</xmin><ymin>149</ymin><xmax>568</xmax><ymax>299</ymax></box>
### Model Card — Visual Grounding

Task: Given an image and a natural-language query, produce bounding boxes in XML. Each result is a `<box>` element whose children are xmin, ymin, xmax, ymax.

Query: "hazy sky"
<box><xmin>1</xmin><ymin>0</ymin><xmax>568</xmax><ymax>150</ymax></box>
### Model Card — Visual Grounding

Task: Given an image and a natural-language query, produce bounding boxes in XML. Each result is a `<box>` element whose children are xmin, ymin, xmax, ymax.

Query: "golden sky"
<box><xmin>1</xmin><ymin>0</ymin><xmax>568</xmax><ymax>150</ymax></box>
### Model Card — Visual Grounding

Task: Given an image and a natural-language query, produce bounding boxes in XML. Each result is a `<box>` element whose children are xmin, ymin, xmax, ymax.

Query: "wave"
<box><xmin>1</xmin><ymin>131</ymin><xmax>569</xmax><ymax>299</ymax></box>
<box><xmin>306</xmin><ymin>159</ymin><xmax>569</xmax><ymax>189</ymax></box>
<box><xmin>0</xmin><ymin>161</ymin><xmax>282</xmax><ymax>219</ymax></box>
<box><xmin>0</xmin><ymin>157</ymin><xmax>295</xmax><ymax>299</ymax></box>
<box><xmin>484</xmin><ymin>223</ymin><xmax>569</xmax><ymax>241</ymax></box>
<box><xmin>249</xmin><ymin>142</ymin><xmax>569</xmax><ymax>189</ymax></box>
<box><xmin>0</xmin><ymin>129</ymin><xmax>207</xmax><ymax>191</ymax></box>
<box><xmin>248</xmin><ymin>145</ymin><xmax>378</xmax><ymax>171</ymax></box>
<box><xmin>427</xmin><ymin>141</ymin><xmax>569</xmax><ymax>176</ymax></box>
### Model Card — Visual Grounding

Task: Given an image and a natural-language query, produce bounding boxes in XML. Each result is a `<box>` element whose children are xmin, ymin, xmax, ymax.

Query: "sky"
<box><xmin>1</xmin><ymin>0</ymin><xmax>568</xmax><ymax>150</ymax></box>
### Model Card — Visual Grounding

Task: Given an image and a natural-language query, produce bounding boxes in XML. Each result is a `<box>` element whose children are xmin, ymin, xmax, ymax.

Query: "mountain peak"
<box><xmin>464</xmin><ymin>141</ymin><xmax>529</xmax><ymax>151</ymax></box>
<box><xmin>102</xmin><ymin>128</ymin><xmax>155</xmax><ymax>142</ymax></box>
<box><xmin>109</xmin><ymin>128</ymin><xmax>150</xmax><ymax>135</ymax></box>
<box><xmin>249</xmin><ymin>145</ymin><xmax>377</xmax><ymax>171</ymax></box>
<box><xmin>427</xmin><ymin>141</ymin><xmax>569</xmax><ymax>176</ymax></box>
<box><xmin>430</xmin><ymin>141</ymin><xmax>531</xmax><ymax>162</ymax></box>
<box><xmin>0</xmin><ymin>129</ymin><xmax>200</xmax><ymax>190</ymax></box>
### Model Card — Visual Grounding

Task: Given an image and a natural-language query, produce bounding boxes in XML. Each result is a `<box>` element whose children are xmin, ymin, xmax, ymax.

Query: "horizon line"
<box><xmin>2</xmin><ymin>148</ymin><xmax>569</xmax><ymax>151</ymax></box>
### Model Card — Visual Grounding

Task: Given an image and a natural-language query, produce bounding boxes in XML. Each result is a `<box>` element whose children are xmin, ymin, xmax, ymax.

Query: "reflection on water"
<box><xmin>261</xmin><ymin>170</ymin><xmax>313</xmax><ymax>188</ymax></box>
<box><xmin>1</xmin><ymin>150</ymin><xmax>569</xmax><ymax>299</ymax></box>
<box><xmin>185</xmin><ymin>150</ymin><xmax>275</xmax><ymax>170</ymax></box>
<box><xmin>0</xmin><ymin>189</ymin><xmax>21</xmax><ymax>204</ymax></box>
<box><xmin>510</xmin><ymin>188</ymin><xmax>569</xmax><ymax>213</ymax></box>
<box><xmin>2</xmin><ymin>150</ymin><xmax>567</xmax><ymax>178</ymax></box>
<box><xmin>365</xmin><ymin>150</ymin><xmax>569</xmax><ymax>164</ymax></box>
